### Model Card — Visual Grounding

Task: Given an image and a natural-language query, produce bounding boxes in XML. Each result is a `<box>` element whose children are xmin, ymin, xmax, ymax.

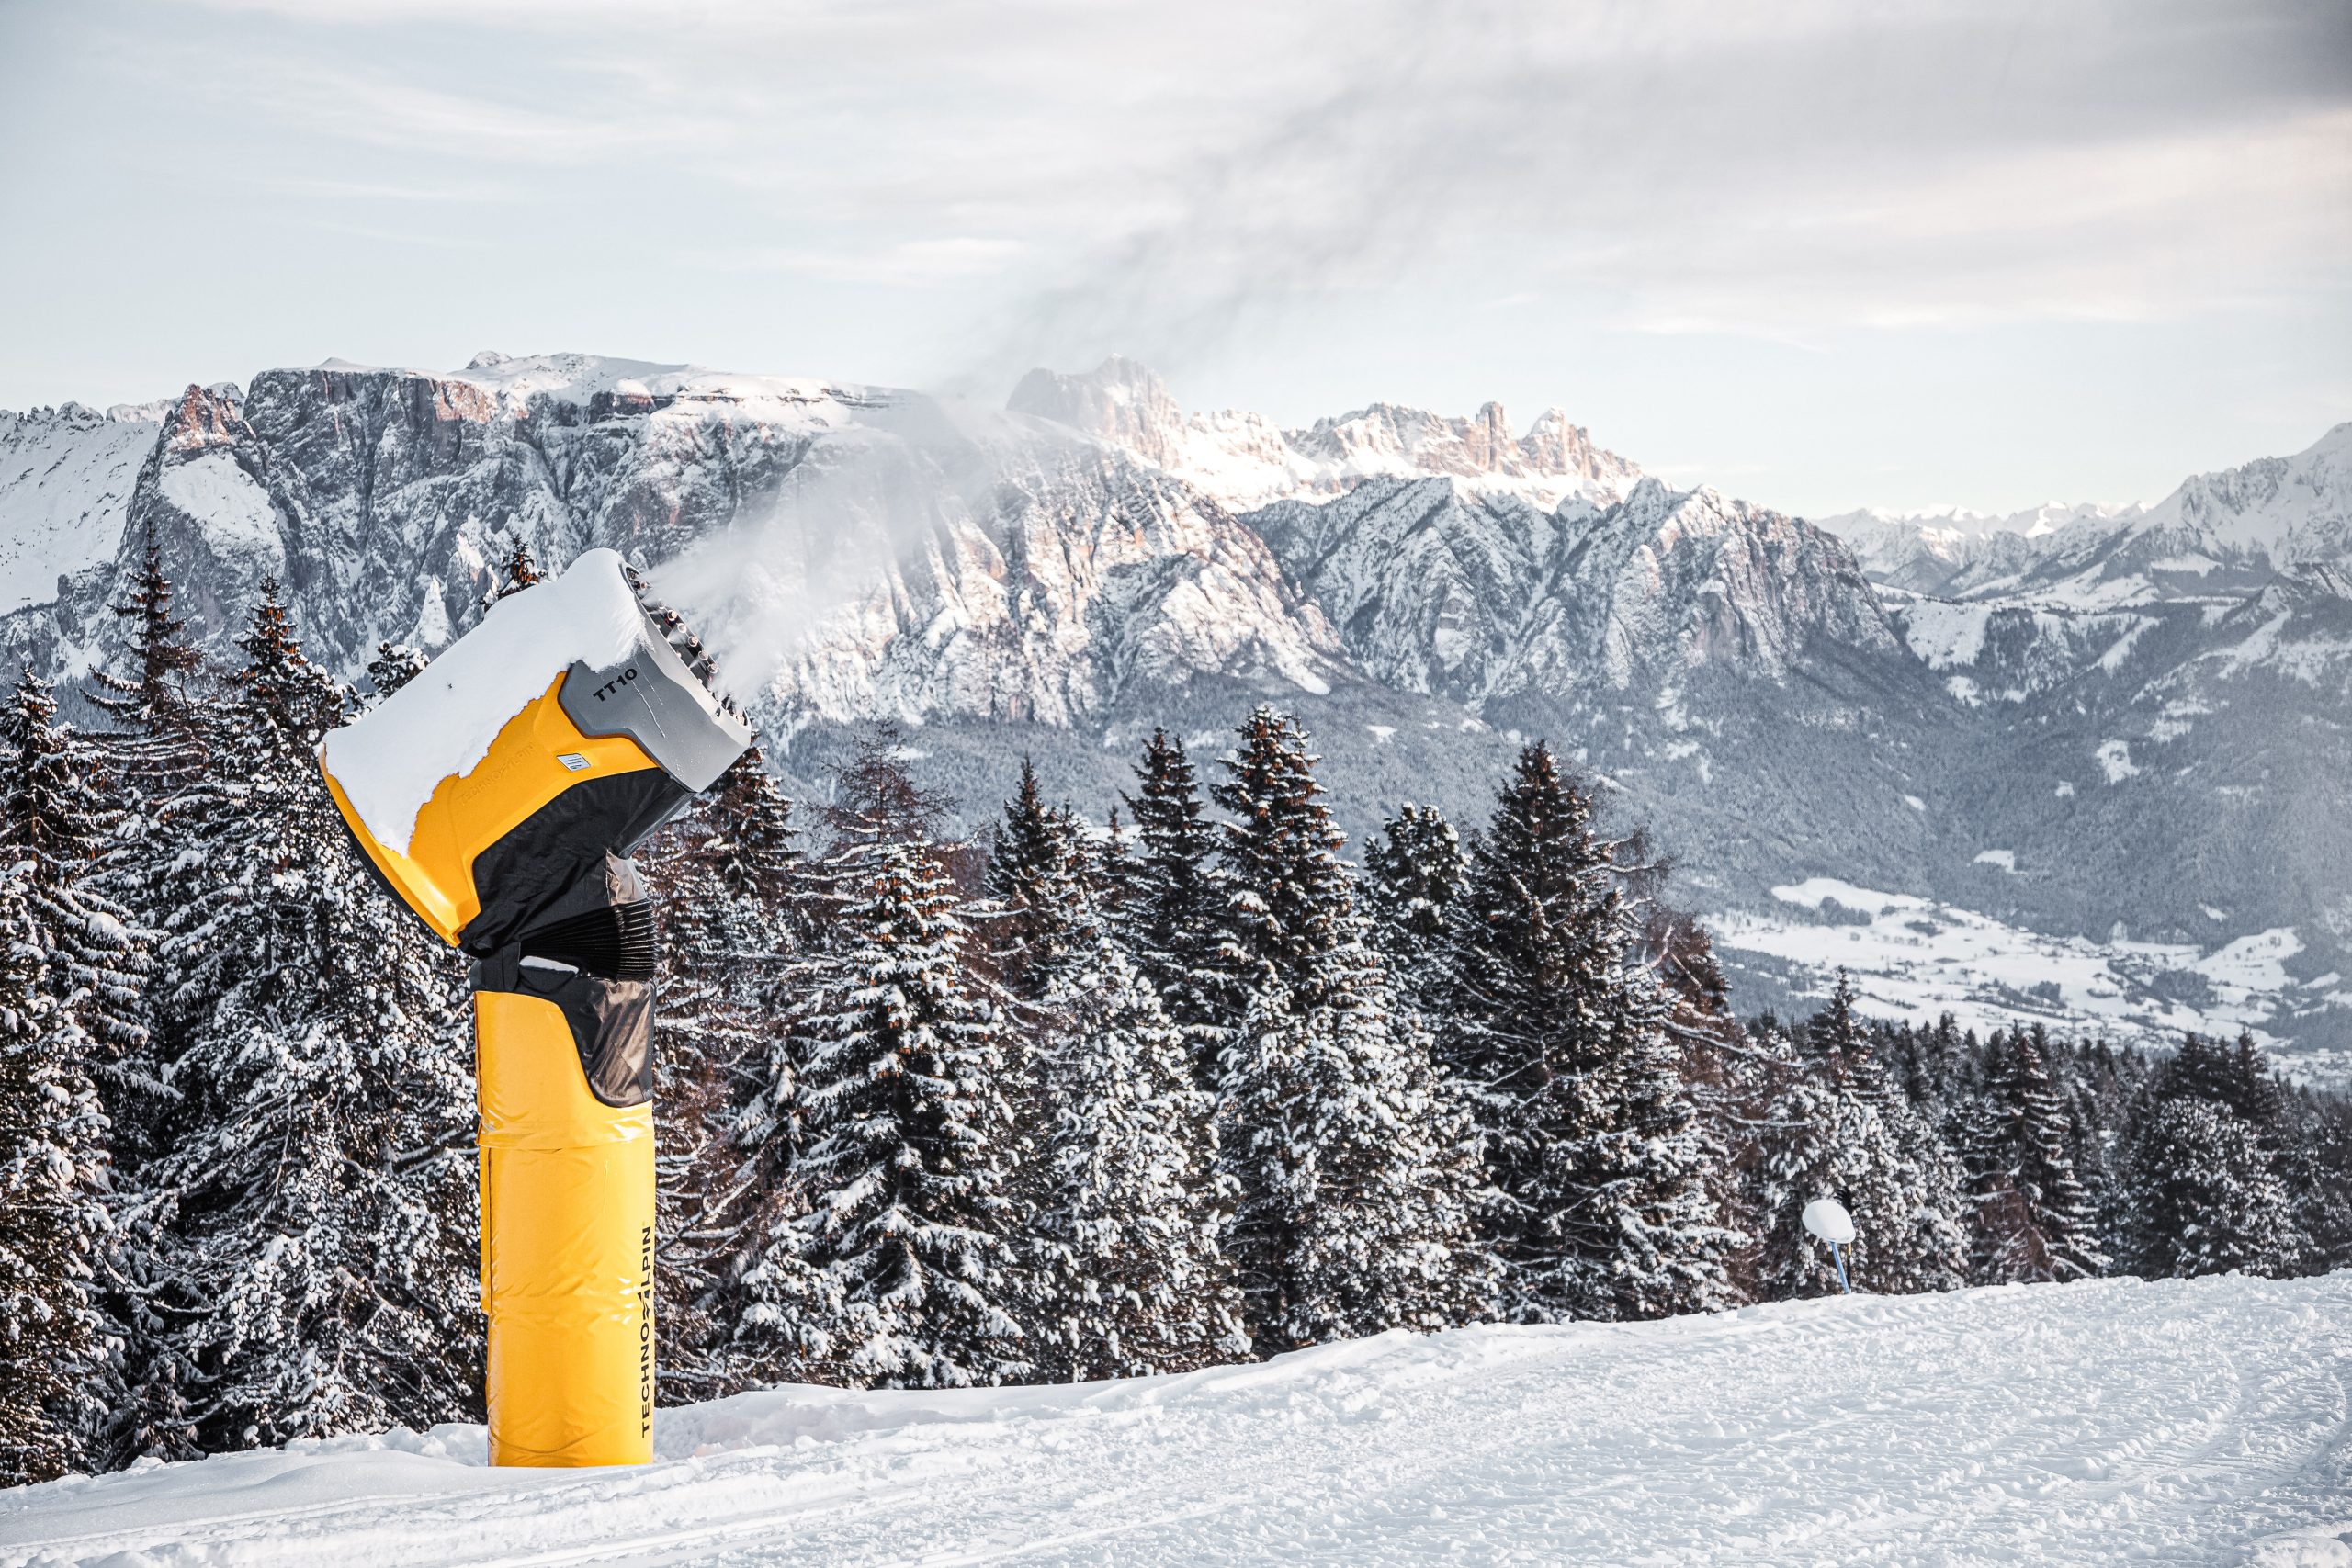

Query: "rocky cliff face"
<box><xmin>1008</xmin><ymin>356</ymin><xmax>1637</xmax><ymax>513</ymax></box>
<box><xmin>4</xmin><ymin>352</ymin><xmax>2346</xmax><ymax>1070</ymax></box>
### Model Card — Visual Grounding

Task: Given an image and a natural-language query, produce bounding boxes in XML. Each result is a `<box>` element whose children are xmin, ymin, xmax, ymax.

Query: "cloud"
<box><xmin>692</xmin><ymin>237</ymin><xmax>1029</xmax><ymax>285</ymax></box>
<box><xmin>939</xmin><ymin>0</ymin><xmax>2352</xmax><ymax>381</ymax></box>
<box><xmin>66</xmin><ymin>0</ymin><xmax>2352</xmax><ymax>389</ymax></box>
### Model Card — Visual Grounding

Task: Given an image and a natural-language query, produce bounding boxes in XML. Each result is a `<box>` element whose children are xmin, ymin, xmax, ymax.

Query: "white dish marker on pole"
<box><xmin>1803</xmin><ymin>1197</ymin><xmax>1858</xmax><ymax>1295</ymax></box>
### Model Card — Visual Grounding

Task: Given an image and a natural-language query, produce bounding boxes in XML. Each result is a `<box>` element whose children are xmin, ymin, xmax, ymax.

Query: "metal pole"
<box><xmin>1830</xmin><ymin>1239</ymin><xmax>1851</xmax><ymax>1295</ymax></box>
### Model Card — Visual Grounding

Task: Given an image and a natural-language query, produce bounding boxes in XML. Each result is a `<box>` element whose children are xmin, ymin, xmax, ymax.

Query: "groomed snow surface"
<box><xmin>8</xmin><ymin>1274</ymin><xmax>2348</xmax><ymax>1566</ymax></box>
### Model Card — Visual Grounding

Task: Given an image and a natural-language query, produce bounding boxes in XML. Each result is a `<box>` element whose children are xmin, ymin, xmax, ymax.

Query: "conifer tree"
<box><xmin>87</xmin><ymin>522</ymin><xmax>206</xmax><ymax>781</ymax></box>
<box><xmin>1118</xmin><ymin>728</ymin><xmax>1234</xmax><ymax>1086</ymax></box>
<box><xmin>1435</xmin><ymin>742</ymin><xmax>1734</xmax><ymax>1322</ymax></box>
<box><xmin>2280</xmin><ymin>1091</ymin><xmax>2352</xmax><ymax>1275</ymax></box>
<box><xmin>969</xmin><ymin>759</ymin><xmax>1246</xmax><ymax>1377</ymax></box>
<box><xmin>1361</xmin><ymin>802</ymin><xmax>1464</xmax><ymax>1010</ymax></box>
<box><xmin>2120</xmin><ymin>1033</ymin><xmax>2302</xmax><ymax>1279</ymax></box>
<box><xmin>1210</xmin><ymin>706</ymin><xmax>1484</xmax><ymax>1350</ymax></box>
<box><xmin>0</xmin><ymin>669</ymin><xmax>149</xmax><ymax>1072</ymax></box>
<box><xmin>983</xmin><ymin>759</ymin><xmax>1080</xmax><ymax>1003</ymax></box>
<box><xmin>643</xmin><ymin>748</ymin><xmax>802</xmax><ymax>1400</ymax></box>
<box><xmin>2120</xmin><ymin>1098</ymin><xmax>2298</xmax><ymax>1278</ymax></box>
<box><xmin>1958</xmin><ymin>1027</ymin><xmax>2103</xmax><ymax>1284</ymax></box>
<box><xmin>751</xmin><ymin>831</ymin><xmax>1027</xmax><ymax>1388</ymax></box>
<box><xmin>119</xmin><ymin>582</ymin><xmax>480</xmax><ymax>1454</ymax></box>
<box><xmin>364</xmin><ymin>640</ymin><xmax>429</xmax><ymax>699</ymax></box>
<box><xmin>0</xmin><ymin>866</ymin><xmax>114</xmax><ymax>1484</ymax></box>
<box><xmin>1028</xmin><ymin>902</ymin><xmax>1246</xmax><ymax>1380</ymax></box>
<box><xmin>477</xmin><ymin>536</ymin><xmax>542</xmax><ymax>614</ymax></box>
<box><xmin>83</xmin><ymin>529</ymin><xmax>209</xmax><ymax>1190</ymax></box>
<box><xmin>705</xmin><ymin>744</ymin><xmax>811</xmax><ymax>1201</ymax></box>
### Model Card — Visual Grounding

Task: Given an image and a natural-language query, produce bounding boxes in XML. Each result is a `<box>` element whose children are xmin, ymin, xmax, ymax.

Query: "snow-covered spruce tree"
<box><xmin>702</xmin><ymin>744</ymin><xmax>811</xmax><ymax>1202</ymax></box>
<box><xmin>1210</xmin><ymin>706</ymin><xmax>1484</xmax><ymax>1352</ymax></box>
<box><xmin>85</xmin><ymin>527</ymin><xmax>212</xmax><ymax>1190</ymax></box>
<box><xmin>1434</xmin><ymin>742</ymin><xmax>1734</xmax><ymax>1324</ymax></box>
<box><xmin>737</xmin><ymin>729</ymin><xmax>1024</xmax><ymax>1389</ymax></box>
<box><xmin>981</xmin><ymin>759</ymin><xmax>1089</xmax><ymax>1005</ymax></box>
<box><xmin>1361</xmin><ymin>802</ymin><xmax>1464</xmax><ymax>1013</ymax></box>
<box><xmin>2280</xmin><ymin>1089</ymin><xmax>2352</xmax><ymax>1275</ymax></box>
<box><xmin>119</xmin><ymin>582</ymin><xmax>480</xmax><ymax>1455</ymax></box>
<box><xmin>970</xmin><ymin>760</ymin><xmax>1245</xmax><ymax>1379</ymax></box>
<box><xmin>86</xmin><ymin>522</ymin><xmax>207</xmax><ymax>796</ymax></box>
<box><xmin>0</xmin><ymin>669</ymin><xmax>149</xmax><ymax>1086</ymax></box>
<box><xmin>1957</xmin><ymin>1027</ymin><xmax>2103</xmax><ymax>1284</ymax></box>
<box><xmin>475</xmin><ymin>536</ymin><xmax>542</xmax><ymax>615</ymax></box>
<box><xmin>639</xmin><ymin>749</ymin><xmax>802</xmax><ymax>1401</ymax></box>
<box><xmin>2053</xmin><ymin>1036</ymin><xmax>2143</xmax><ymax>1257</ymax></box>
<box><xmin>1119</xmin><ymin>728</ymin><xmax>1238</xmax><ymax>1089</ymax></box>
<box><xmin>363</xmin><ymin>640</ymin><xmax>429</xmax><ymax>700</ymax></box>
<box><xmin>1632</xmin><ymin>888</ymin><xmax>1763</xmax><ymax>1305</ymax></box>
<box><xmin>0</xmin><ymin>865</ymin><xmax>114</xmax><ymax>1484</ymax></box>
<box><xmin>2120</xmin><ymin>1098</ymin><xmax>2298</xmax><ymax>1279</ymax></box>
<box><xmin>2119</xmin><ymin>1035</ymin><xmax>2302</xmax><ymax>1280</ymax></box>
<box><xmin>1754</xmin><ymin>976</ymin><xmax>1969</xmax><ymax>1298</ymax></box>
<box><xmin>1027</xmin><ymin>894</ymin><xmax>1247</xmax><ymax>1380</ymax></box>
<box><xmin>760</xmin><ymin>837</ymin><xmax>1026</xmax><ymax>1387</ymax></box>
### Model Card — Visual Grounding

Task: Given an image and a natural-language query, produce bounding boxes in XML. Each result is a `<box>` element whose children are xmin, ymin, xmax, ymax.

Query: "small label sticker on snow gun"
<box><xmin>557</xmin><ymin>753</ymin><xmax>591</xmax><ymax>773</ymax></box>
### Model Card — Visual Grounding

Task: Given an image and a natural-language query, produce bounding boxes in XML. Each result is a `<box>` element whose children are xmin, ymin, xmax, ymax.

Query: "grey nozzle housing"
<box><xmin>559</xmin><ymin>601</ymin><xmax>753</xmax><ymax>793</ymax></box>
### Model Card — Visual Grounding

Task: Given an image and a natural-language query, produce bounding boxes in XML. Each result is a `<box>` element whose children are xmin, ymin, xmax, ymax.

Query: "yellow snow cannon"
<box><xmin>317</xmin><ymin>547</ymin><xmax>751</xmax><ymax>1467</ymax></box>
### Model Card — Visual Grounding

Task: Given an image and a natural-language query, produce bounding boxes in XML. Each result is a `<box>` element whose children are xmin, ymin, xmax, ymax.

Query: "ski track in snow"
<box><xmin>6</xmin><ymin>1275</ymin><xmax>2350</xmax><ymax>1567</ymax></box>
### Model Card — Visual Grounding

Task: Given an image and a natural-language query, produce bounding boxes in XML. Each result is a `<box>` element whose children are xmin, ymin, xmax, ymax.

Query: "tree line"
<box><xmin>2</xmin><ymin>538</ymin><xmax>2346</xmax><ymax>1484</ymax></box>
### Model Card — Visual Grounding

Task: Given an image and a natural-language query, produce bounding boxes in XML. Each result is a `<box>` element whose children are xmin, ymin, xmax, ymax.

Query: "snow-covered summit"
<box><xmin>0</xmin><ymin>400</ymin><xmax>165</xmax><ymax>615</ymax></box>
<box><xmin>1816</xmin><ymin>423</ymin><xmax>2352</xmax><ymax>606</ymax></box>
<box><xmin>1009</xmin><ymin>355</ymin><xmax>1639</xmax><ymax>512</ymax></box>
<box><xmin>2115</xmin><ymin>420</ymin><xmax>2352</xmax><ymax>571</ymax></box>
<box><xmin>1810</xmin><ymin>501</ymin><xmax>2146</xmax><ymax>597</ymax></box>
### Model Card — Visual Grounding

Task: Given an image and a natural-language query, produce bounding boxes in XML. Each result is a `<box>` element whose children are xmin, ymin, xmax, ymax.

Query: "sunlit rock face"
<box><xmin>4</xmin><ymin>355</ymin><xmax>2347</xmax><ymax>1074</ymax></box>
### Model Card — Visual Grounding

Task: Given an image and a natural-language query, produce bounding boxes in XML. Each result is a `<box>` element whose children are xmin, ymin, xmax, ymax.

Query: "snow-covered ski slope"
<box><xmin>10</xmin><ymin>1275</ymin><xmax>2349</xmax><ymax>1567</ymax></box>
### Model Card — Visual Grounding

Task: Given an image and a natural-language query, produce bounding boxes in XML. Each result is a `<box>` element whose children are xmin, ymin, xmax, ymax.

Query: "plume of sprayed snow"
<box><xmin>644</xmin><ymin>389</ymin><xmax>1083</xmax><ymax>723</ymax></box>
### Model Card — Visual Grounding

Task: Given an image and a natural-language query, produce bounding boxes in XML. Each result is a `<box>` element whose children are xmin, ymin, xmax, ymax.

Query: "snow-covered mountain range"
<box><xmin>3</xmin><ymin>354</ymin><xmax>2346</xmax><ymax>1075</ymax></box>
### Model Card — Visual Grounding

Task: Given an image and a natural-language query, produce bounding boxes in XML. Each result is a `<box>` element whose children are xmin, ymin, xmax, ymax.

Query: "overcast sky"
<box><xmin>1</xmin><ymin>0</ymin><xmax>2346</xmax><ymax>514</ymax></box>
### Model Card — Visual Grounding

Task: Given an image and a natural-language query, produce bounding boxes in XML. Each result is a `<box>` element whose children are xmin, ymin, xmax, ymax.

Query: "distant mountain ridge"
<box><xmin>1008</xmin><ymin>355</ymin><xmax>1639</xmax><ymax>513</ymax></box>
<box><xmin>1809</xmin><ymin>424</ymin><xmax>2352</xmax><ymax>606</ymax></box>
<box><xmin>2</xmin><ymin>353</ymin><xmax>2346</xmax><ymax>1076</ymax></box>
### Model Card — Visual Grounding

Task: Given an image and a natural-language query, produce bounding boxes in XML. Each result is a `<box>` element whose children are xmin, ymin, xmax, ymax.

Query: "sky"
<box><xmin>0</xmin><ymin>0</ymin><xmax>2346</xmax><ymax>516</ymax></box>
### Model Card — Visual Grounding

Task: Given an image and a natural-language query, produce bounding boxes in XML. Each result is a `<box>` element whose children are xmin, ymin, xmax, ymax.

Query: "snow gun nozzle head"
<box><xmin>622</xmin><ymin>563</ymin><xmax>736</xmax><ymax>712</ymax></box>
<box><xmin>315</xmin><ymin>547</ymin><xmax>754</xmax><ymax>956</ymax></box>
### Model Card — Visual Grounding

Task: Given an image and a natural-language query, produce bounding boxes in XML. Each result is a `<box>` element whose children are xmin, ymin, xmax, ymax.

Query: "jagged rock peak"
<box><xmin>165</xmin><ymin>382</ymin><xmax>246</xmax><ymax>452</ymax></box>
<box><xmin>1007</xmin><ymin>355</ymin><xmax>1184</xmax><ymax>468</ymax></box>
<box><xmin>1006</xmin><ymin>357</ymin><xmax>1640</xmax><ymax>512</ymax></box>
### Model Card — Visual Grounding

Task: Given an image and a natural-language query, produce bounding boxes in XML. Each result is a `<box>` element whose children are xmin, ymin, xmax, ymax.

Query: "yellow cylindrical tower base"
<box><xmin>477</xmin><ymin>989</ymin><xmax>656</xmax><ymax>1467</ymax></box>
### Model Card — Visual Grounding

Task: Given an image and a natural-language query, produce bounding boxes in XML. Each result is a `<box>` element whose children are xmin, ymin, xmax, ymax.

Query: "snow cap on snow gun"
<box><xmin>318</xmin><ymin>547</ymin><xmax>750</xmax><ymax>960</ymax></box>
<box><xmin>316</xmin><ymin>547</ymin><xmax>752</xmax><ymax>1467</ymax></box>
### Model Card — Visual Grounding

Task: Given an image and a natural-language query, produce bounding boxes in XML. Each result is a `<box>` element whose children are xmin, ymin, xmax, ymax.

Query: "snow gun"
<box><xmin>317</xmin><ymin>548</ymin><xmax>751</xmax><ymax>1467</ymax></box>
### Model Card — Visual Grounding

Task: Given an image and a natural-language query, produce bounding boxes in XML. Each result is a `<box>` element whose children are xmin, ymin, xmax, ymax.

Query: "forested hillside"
<box><xmin>2</xmin><ymin>550</ymin><xmax>2346</xmax><ymax>1485</ymax></box>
